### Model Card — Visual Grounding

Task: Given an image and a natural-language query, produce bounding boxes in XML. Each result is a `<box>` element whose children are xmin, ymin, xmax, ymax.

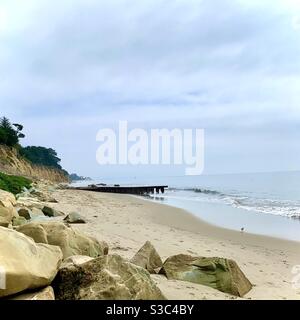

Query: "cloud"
<box><xmin>0</xmin><ymin>0</ymin><xmax>299</xmax><ymax>175</ymax></box>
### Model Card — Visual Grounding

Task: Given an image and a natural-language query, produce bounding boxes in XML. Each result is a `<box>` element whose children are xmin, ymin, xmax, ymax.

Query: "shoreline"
<box><xmin>137</xmin><ymin>194</ymin><xmax>300</xmax><ymax>249</ymax></box>
<box><xmin>51</xmin><ymin>189</ymin><xmax>300</xmax><ymax>300</ymax></box>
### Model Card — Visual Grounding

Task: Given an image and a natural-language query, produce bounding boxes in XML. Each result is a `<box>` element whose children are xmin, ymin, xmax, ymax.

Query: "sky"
<box><xmin>0</xmin><ymin>0</ymin><xmax>300</xmax><ymax>178</ymax></box>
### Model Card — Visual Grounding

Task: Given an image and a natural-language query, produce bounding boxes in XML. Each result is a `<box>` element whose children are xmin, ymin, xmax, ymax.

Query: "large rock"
<box><xmin>0</xmin><ymin>227</ymin><xmax>62</xmax><ymax>298</ymax></box>
<box><xmin>12</xmin><ymin>216</ymin><xmax>27</xmax><ymax>227</ymax></box>
<box><xmin>9</xmin><ymin>286</ymin><xmax>55</xmax><ymax>300</ymax></box>
<box><xmin>131</xmin><ymin>241</ymin><xmax>163</xmax><ymax>274</ymax></box>
<box><xmin>53</xmin><ymin>254</ymin><xmax>166</xmax><ymax>300</ymax></box>
<box><xmin>0</xmin><ymin>190</ymin><xmax>17</xmax><ymax>208</ymax></box>
<box><xmin>42</xmin><ymin>206</ymin><xmax>64</xmax><ymax>217</ymax></box>
<box><xmin>16</xmin><ymin>197</ymin><xmax>44</xmax><ymax>210</ymax></box>
<box><xmin>64</xmin><ymin>212</ymin><xmax>86</xmax><ymax>224</ymax></box>
<box><xmin>18</xmin><ymin>208</ymin><xmax>31</xmax><ymax>220</ymax></box>
<box><xmin>160</xmin><ymin>254</ymin><xmax>252</xmax><ymax>297</ymax></box>
<box><xmin>30</xmin><ymin>207</ymin><xmax>44</xmax><ymax>217</ymax></box>
<box><xmin>0</xmin><ymin>207</ymin><xmax>15</xmax><ymax>227</ymax></box>
<box><xmin>17</xmin><ymin>222</ymin><xmax>109</xmax><ymax>259</ymax></box>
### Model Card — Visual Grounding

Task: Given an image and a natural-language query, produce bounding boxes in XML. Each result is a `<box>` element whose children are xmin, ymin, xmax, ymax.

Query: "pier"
<box><xmin>72</xmin><ymin>184</ymin><xmax>168</xmax><ymax>195</ymax></box>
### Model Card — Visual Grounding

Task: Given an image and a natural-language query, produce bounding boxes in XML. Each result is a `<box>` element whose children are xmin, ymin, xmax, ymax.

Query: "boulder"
<box><xmin>131</xmin><ymin>241</ymin><xmax>163</xmax><ymax>274</ymax></box>
<box><xmin>0</xmin><ymin>207</ymin><xmax>15</xmax><ymax>227</ymax></box>
<box><xmin>30</xmin><ymin>190</ymin><xmax>58</xmax><ymax>203</ymax></box>
<box><xmin>16</xmin><ymin>197</ymin><xmax>44</xmax><ymax>210</ymax></box>
<box><xmin>17</xmin><ymin>222</ymin><xmax>109</xmax><ymax>259</ymax></box>
<box><xmin>53</xmin><ymin>254</ymin><xmax>166</xmax><ymax>300</ymax></box>
<box><xmin>160</xmin><ymin>254</ymin><xmax>252</xmax><ymax>297</ymax></box>
<box><xmin>60</xmin><ymin>255</ymin><xmax>94</xmax><ymax>269</ymax></box>
<box><xmin>12</xmin><ymin>216</ymin><xmax>27</xmax><ymax>227</ymax></box>
<box><xmin>64</xmin><ymin>212</ymin><xmax>86</xmax><ymax>224</ymax></box>
<box><xmin>18</xmin><ymin>208</ymin><xmax>31</xmax><ymax>220</ymax></box>
<box><xmin>30</xmin><ymin>207</ymin><xmax>44</xmax><ymax>217</ymax></box>
<box><xmin>9</xmin><ymin>286</ymin><xmax>55</xmax><ymax>300</ymax></box>
<box><xmin>42</xmin><ymin>206</ymin><xmax>64</xmax><ymax>217</ymax></box>
<box><xmin>0</xmin><ymin>227</ymin><xmax>62</xmax><ymax>298</ymax></box>
<box><xmin>0</xmin><ymin>190</ymin><xmax>17</xmax><ymax>208</ymax></box>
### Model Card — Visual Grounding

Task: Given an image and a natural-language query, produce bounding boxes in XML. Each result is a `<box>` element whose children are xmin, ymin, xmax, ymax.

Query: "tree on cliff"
<box><xmin>19</xmin><ymin>146</ymin><xmax>63</xmax><ymax>170</ymax></box>
<box><xmin>0</xmin><ymin>117</ymin><xmax>25</xmax><ymax>147</ymax></box>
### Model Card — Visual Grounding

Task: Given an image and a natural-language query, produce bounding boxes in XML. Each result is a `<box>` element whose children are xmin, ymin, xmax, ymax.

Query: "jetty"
<box><xmin>71</xmin><ymin>184</ymin><xmax>168</xmax><ymax>195</ymax></box>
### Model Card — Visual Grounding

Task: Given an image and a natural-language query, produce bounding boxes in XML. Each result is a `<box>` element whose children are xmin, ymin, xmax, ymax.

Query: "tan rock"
<box><xmin>60</xmin><ymin>255</ymin><xmax>94</xmax><ymax>269</ymax></box>
<box><xmin>17</xmin><ymin>222</ymin><xmax>109</xmax><ymax>259</ymax></box>
<box><xmin>0</xmin><ymin>189</ymin><xmax>17</xmax><ymax>208</ymax></box>
<box><xmin>54</xmin><ymin>254</ymin><xmax>166</xmax><ymax>300</ymax></box>
<box><xmin>131</xmin><ymin>241</ymin><xmax>163</xmax><ymax>274</ymax></box>
<box><xmin>30</xmin><ymin>207</ymin><xmax>44</xmax><ymax>216</ymax></box>
<box><xmin>12</xmin><ymin>216</ymin><xmax>27</xmax><ymax>227</ymax></box>
<box><xmin>160</xmin><ymin>254</ymin><xmax>252</xmax><ymax>297</ymax></box>
<box><xmin>0</xmin><ymin>206</ymin><xmax>15</xmax><ymax>227</ymax></box>
<box><xmin>0</xmin><ymin>227</ymin><xmax>62</xmax><ymax>298</ymax></box>
<box><xmin>16</xmin><ymin>197</ymin><xmax>44</xmax><ymax>210</ymax></box>
<box><xmin>9</xmin><ymin>286</ymin><xmax>55</xmax><ymax>300</ymax></box>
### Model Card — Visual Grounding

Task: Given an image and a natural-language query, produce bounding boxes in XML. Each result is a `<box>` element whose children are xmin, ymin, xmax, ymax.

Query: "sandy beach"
<box><xmin>48</xmin><ymin>188</ymin><xmax>300</xmax><ymax>300</ymax></box>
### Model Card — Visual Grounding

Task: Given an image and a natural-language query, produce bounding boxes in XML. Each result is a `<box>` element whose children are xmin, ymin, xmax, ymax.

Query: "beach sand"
<box><xmin>51</xmin><ymin>189</ymin><xmax>300</xmax><ymax>300</ymax></box>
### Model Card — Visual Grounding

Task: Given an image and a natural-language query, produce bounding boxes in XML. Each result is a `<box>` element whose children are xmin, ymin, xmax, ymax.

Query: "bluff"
<box><xmin>0</xmin><ymin>145</ymin><xmax>69</xmax><ymax>183</ymax></box>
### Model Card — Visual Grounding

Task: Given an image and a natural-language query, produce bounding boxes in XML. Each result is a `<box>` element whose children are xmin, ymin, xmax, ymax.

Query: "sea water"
<box><xmin>73</xmin><ymin>171</ymin><xmax>300</xmax><ymax>241</ymax></box>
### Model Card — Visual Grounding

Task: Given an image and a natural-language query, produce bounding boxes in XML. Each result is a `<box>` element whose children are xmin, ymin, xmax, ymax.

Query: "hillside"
<box><xmin>0</xmin><ymin>144</ymin><xmax>69</xmax><ymax>183</ymax></box>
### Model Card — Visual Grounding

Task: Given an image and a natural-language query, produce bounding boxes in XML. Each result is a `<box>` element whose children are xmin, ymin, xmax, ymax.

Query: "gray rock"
<box><xmin>42</xmin><ymin>206</ymin><xmax>64</xmax><ymax>217</ymax></box>
<box><xmin>64</xmin><ymin>212</ymin><xmax>86</xmax><ymax>224</ymax></box>
<box><xmin>160</xmin><ymin>254</ymin><xmax>252</xmax><ymax>297</ymax></box>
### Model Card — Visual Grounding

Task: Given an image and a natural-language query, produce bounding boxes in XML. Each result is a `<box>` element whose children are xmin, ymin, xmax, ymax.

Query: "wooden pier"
<box><xmin>72</xmin><ymin>184</ymin><xmax>168</xmax><ymax>195</ymax></box>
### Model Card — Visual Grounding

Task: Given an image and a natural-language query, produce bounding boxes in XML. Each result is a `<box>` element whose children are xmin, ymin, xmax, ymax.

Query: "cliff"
<box><xmin>0</xmin><ymin>145</ymin><xmax>69</xmax><ymax>183</ymax></box>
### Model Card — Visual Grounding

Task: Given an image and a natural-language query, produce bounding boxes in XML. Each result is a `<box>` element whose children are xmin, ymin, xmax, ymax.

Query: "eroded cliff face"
<box><xmin>0</xmin><ymin>145</ymin><xmax>69</xmax><ymax>183</ymax></box>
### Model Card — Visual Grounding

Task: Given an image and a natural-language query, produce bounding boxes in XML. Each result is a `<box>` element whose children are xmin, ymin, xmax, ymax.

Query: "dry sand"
<box><xmin>51</xmin><ymin>189</ymin><xmax>300</xmax><ymax>300</ymax></box>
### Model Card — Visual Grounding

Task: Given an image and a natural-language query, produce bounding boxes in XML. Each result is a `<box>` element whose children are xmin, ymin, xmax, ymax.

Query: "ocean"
<box><xmin>72</xmin><ymin>171</ymin><xmax>300</xmax><ymax>241</ymax></box>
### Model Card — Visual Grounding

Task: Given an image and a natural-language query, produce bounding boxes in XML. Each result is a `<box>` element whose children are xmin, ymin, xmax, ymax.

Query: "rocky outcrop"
<box><xmin>17</xmin><ymin>222</ymin><xmax>109</xmax><ymax>259</ymax></box>
<box><xmin>42</xmin><ymin>206</ymin><xmax>64</xmax><ymax>217</ymax></box>
<box><xmin>64</xmin><ymin>212</ymin><xmax>86</xmax><ymax>224</ymax></box>
<box><xmin>160</xmin><ymin>254</ymin><xmax>252</xmax><ymax>297</ymax></box>
<box><xmin>9</xmin><ymin>286</ymin><xmax>55</xmax><ymax>300</ymax></box>
<box><xmin>131</xmin><ymin>241</ymin><xmax>163</xmax><ymax>274</ymax></box>
<box><xmin>0</xmin><ymin>145</ymin><xmax>69</xmax><ymax>183</ymax></box>
<box><xmin>53</xmin><ymin>254</ymin><xmax>166</xmax><ymax>300</ymax></box>
<box><xmin>0</xmin><ymin>227</ymin><xmax>62</xmax><ymax>298</ymax></box>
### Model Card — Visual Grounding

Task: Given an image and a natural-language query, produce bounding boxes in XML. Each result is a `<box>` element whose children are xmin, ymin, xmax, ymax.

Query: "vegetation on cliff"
<box><xmin>19</xmin><ymin>146</ymin><xmax>63</xmax><ymax>170</ymax></box>
<box><xmin>0</xmin><ymin>116</ymin><xmax>67</xmax><ymax>174</ymax></box>
<box><xmin>0</xmin><ymin>117</ymin><xmax>25</xmax><ymax>147</ymax></box>
<box><xmin>0</xmin><ymin>172</ymin><xmax>32</xmax><ymax>195</ymax></box>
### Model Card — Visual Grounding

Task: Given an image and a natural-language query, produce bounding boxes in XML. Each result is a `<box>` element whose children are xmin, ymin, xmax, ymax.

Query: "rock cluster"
<box><xmin>0</xmin><ymin>181</ymin><xmax>253</xmax><ymax>300</ymax></box>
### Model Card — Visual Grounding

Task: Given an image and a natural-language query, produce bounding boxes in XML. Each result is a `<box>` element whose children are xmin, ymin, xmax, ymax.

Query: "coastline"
<box><xmin>51</xmin><ymin>189</ymin><xmax>300</xmax><ymax>300</ymax></box>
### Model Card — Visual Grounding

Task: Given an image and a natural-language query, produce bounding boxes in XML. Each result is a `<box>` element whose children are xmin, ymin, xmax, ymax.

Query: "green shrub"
<box><xmin>0</xmin><ymin>172</ymin><xmax>32</xmax><ymax>195</ymax></box>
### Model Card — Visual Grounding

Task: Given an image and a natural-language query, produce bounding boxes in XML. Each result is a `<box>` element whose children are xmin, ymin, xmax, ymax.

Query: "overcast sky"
<box><xmin>0</xmin><ymin>0</ymin><xmax>300</xmax><ymax>178</ymax></box>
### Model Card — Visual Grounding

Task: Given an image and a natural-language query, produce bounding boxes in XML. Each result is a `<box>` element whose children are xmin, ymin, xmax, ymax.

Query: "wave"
<box><xmin>165</xmin><ymin>187</ymin><xmax>300</xmax><ymax>219</ymax></box>
<box><xmin>172</xmin><ymin>187</ymin><xmax>224</xmax><ymax>196</ymax></box>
